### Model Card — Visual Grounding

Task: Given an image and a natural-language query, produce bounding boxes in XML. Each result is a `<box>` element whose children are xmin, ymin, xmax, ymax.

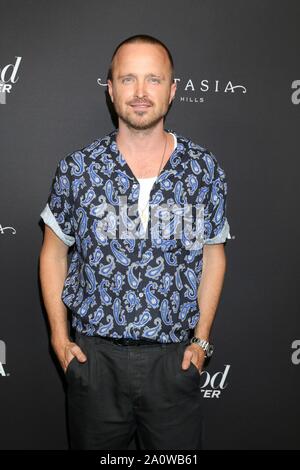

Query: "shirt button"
<box><xmin>139</xmin><ymin>292</ymin><xmax>144</xmax><ymax>298</ymax></box>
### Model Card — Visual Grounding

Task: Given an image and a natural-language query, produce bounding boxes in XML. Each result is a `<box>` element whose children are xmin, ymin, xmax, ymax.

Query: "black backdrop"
<box><xmin>0</xmin><ymin>0</ymin><xmax>299</xmax><ymax>450</ymax></box>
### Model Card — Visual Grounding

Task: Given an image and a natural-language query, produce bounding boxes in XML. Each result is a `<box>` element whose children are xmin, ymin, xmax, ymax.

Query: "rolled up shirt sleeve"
<box><xmin>40</xmin><ymin>158</ymin><xmax>75</xmax><ymax>247</ymax></box>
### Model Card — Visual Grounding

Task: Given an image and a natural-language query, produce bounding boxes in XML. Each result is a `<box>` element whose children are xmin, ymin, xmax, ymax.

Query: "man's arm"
<box><xmin>181</xmin><ymin>243</ymin><xmax>227</xmax><ymax>371</ymax></box>
<box><xmin>195</xmin><ymin>243</ymin><xmax>226</xmax><ymax>340</ymax></box>
<box><xmin>39</xmin><ymin>225</ymin><xmax>87</xmax><ymax>372</ymax></box>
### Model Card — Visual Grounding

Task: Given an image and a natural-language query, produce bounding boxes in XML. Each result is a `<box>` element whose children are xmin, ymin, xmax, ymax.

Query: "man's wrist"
<box><xmin>51</xmin><ymin>333</ymin><xmax>71</xmax><ymax>348</ymax></box>
<box><xmin>194</xmin><ymin>327</ymin><xmax>210</xmax><ymax>341</ymax></box>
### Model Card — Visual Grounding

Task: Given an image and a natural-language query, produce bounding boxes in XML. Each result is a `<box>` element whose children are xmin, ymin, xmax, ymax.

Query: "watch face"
<box><xmin>207</xmin><ymin>345</ymin><xmax>214</xmax><ymax>357</ymax></box>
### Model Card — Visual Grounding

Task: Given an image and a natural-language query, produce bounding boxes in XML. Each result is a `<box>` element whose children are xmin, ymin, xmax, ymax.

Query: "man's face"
<box><xmin>107</xmin><ymin>43</ymin><xmax>177</xmax><ymax>131</ymax></box>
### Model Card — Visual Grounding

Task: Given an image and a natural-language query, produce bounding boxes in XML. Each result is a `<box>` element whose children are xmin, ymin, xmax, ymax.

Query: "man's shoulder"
<box><xmin>170</xmin><ymin>129</ymin><xmax>218</xmax><ymax>163</ymax></box>
<box><xmin>59</xmin><ymin>131</ymin><xmax>114</xmax><ymax>171</ymax></box>
<box><xmin>170</xmin><ymin>129</ymin><xmax>226</xmax><ymax>185</ymax></box>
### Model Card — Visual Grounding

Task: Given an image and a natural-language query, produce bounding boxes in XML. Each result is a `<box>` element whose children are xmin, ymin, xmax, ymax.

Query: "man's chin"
<box><xmin>120</xmin><ymin>115</ymin><xmax>163</xmax><ymax>131</ymax></box>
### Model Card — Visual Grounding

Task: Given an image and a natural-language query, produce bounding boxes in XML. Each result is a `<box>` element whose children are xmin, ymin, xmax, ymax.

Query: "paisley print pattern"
<box><xmin>40</xmin><ymin>128</ymin><xmax>231</xmax><ymax>343</ymax></box>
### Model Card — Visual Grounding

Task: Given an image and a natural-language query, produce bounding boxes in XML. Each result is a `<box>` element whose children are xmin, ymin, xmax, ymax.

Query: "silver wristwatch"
<box><xmin>190</xmin><ymin>337</ymin><xmax>214</xmax><ymax>358</ymax></box>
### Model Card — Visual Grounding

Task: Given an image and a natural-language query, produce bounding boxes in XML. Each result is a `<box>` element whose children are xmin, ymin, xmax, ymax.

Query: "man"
<box><xmin>39</xmin><ymin>34</ymin><xmax>231</xmax><ymax>450</ymax></box>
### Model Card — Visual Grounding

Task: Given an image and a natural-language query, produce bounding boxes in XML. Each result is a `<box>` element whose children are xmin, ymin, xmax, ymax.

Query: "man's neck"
<box><xmin>116</xmin><ymin>121</ymin><xmax>167</xmax><ymax>157</ymax></box>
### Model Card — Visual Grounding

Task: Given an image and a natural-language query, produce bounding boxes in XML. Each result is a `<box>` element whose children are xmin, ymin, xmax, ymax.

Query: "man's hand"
<box><xmin>181</xmin><ymin>343</ymin><xmax>206</xmax><ymax>373</ymax></box>
<box><xmin>51</xmin><ymin>337</ymin><xmax>87</xmax><ymax>373</ymax></box>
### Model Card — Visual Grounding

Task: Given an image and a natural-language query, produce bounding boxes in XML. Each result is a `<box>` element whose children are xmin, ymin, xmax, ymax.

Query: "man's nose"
<box><xmin>134</xmin><ymin>79</ymin><xmax>147</xmax><ymax>98</ymax></box>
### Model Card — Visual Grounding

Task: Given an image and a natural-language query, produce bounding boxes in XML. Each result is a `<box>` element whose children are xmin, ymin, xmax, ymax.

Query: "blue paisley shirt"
<box><xmin>40</xmin><ymin>128</ymin><xmax>232</xmax><ymax>343</ymax></box>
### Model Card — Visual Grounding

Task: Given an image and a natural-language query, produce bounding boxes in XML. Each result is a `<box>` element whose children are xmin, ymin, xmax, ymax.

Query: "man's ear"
<box><xmin>107</xmin><ymin>79</ymin><xmax>114</xmax><ymax>102</ymax></box>
<box><xmin>169</xmin><ymin>81</ymin><xmax>177</xmax><ymax>104</ymax></box>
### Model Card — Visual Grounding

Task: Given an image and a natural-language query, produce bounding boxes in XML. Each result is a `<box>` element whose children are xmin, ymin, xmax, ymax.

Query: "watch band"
<box><xmin>190</xmin><ymin>337</ymin><xmax>214</xmax><ymax>358</ymax></box>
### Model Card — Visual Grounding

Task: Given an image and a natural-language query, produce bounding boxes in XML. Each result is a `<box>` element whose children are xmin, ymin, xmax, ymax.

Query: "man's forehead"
<box><xmin>113</xmin><ymin>42</ymin><xmax>170</xmax><ymax>68</ymax></box>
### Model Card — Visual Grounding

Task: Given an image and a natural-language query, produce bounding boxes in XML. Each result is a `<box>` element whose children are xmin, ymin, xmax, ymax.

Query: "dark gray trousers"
<box><xmin>66</xmin><ymin>332</ymin><xmax>203</xmax><ymax>450</ymax></box>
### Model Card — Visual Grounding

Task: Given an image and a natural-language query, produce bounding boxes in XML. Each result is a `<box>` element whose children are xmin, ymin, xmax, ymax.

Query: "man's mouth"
<box><xmin>130</xmin><ymin>103</ymin><xmax>152</xmax><ymax>109</ymax></box>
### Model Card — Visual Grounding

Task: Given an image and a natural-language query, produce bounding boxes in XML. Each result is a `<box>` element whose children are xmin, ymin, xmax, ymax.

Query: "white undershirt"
<box><xmin>137</xmin><ymin>132</ymin><xmax>177</xmax><ymax>231</ymax></box>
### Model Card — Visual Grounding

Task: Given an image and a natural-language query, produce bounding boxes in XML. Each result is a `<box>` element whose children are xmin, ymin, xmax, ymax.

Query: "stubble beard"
<box><xmin>114</xmin><ymin>102</ymin><xmax>168</xmax><ymax>131</ymax></box>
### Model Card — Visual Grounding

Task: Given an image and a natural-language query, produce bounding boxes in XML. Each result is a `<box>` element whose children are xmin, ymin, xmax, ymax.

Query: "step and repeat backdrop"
<box><xmin>0</xmin><ymin>0</ymin><xmax>299</xmax><ymax>450</ymax></box>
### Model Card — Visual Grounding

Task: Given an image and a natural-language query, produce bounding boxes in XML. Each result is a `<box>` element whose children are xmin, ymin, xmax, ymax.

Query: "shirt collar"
<box><xmin>107</xmin><ymin>128</ymin><xmax>183</xmax><ymax>185</ymax></box>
